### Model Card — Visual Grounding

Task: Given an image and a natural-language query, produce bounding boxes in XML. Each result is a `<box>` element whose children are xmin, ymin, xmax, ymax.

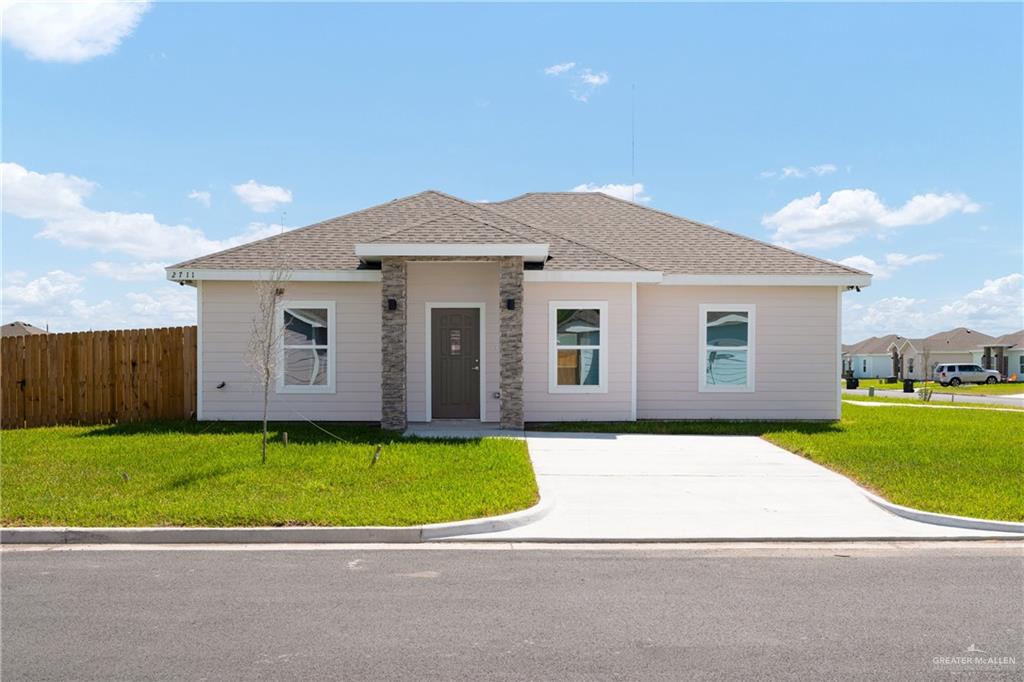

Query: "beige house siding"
<box><xmin>200</xmin><ymin>281</ymin><xmax>382</xmax><ymax>421</ymax></box>
<box><xmin>522</xmin><ymin>281</ymin><xmax>634</xmax><ymax>422</ymax></box>
<box><xmin>198</xmin><ymin>278</ymin><xmax>844</xmax><ymax>423</ymax></box>
<box><xmin>406</xmin><ymin>262</ymin><xmax>501</xmax><ymax>422</ymax></box>
<box><xmin>637</xmin><ymin>285</ymin><xmax>840</xmax><ymax>420</ymax></box>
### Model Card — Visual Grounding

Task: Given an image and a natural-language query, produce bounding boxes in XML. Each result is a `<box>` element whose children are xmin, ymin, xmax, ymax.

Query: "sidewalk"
<box><xmin>843</xmin><ymin>387</ymin><xmax>1024</xmax><ymax>407</ymax></box>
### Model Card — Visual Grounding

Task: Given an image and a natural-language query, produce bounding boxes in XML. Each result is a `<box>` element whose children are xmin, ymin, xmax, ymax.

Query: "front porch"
<box><xmin>378</xmin><ymin>256</ymin><xmax>527</xmax><ymax>431</ymax></box>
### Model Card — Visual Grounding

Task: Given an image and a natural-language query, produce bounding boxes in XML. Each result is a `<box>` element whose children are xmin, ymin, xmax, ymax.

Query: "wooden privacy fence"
<box><xmin>1</xmin><ymin>326</ymin><xmax>197</xmax><ymax>429</ymax></box>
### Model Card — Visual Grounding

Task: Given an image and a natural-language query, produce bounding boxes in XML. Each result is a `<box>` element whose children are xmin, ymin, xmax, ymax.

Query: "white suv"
<box><xmin>933</xmin><ymin>364</ymin><xmax>1001</xmax><ymax>386</ymax></box>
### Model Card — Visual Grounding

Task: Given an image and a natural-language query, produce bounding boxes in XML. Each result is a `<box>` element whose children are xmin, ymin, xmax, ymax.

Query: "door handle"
<box><xmin>472</xmin><ymin>360</ymin><xmax>480</xmax><ymax>371</ymax></box>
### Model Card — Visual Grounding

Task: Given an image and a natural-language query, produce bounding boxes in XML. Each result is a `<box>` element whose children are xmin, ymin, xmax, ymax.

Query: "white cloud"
<box><xmin>2</xmin><ymin>270</ymin><xmax>84</xmax><ymax>306</ymax></box>
<box><xmin>938</xmin><ymin>273</ymin><xmax>1023</xmax><ymax>331</ymax></box>
<box><xmin>187</xmin><ymin>190</ymin><xmax>211</xmax><ymax>207</ymax></box>
<box><xmin>1</xmin><ymin>161</ymin><xmax>95</xmax><ymax>219</ymax></box>
<box><xmin>544</xmin><ymin>61</ymin><xmax>575</xmax><ymax>75</ymax></box>
<box><xmin>579</xmin><ymin>69</ymin><xmax>609</xmax><ymax>86</ymax></box>
<box><xmin>760</xmin><ymin>163</ymin><xmax>837</xmax><ymax>180</ymax></box>
<box><xmin>123</xmin><ymin>288</ymin><xmax>196</xmax><ymax>325</ymax></box>
<box><xmin>1</xmin><ymin>1</ymin><xmax>150</xmax><ymax>63</ymax></box>
<box><xmin>843</xmin><ymin>273</ymin><xmax>1023</xmax><ymax>341</ymax></box>
<box><xmin>837</xmin><ymin>252</ymin><xmax>941</xmax><ymax>280</ymax></box>
<box><xmin>2</xmin><ymin>162</ymin><xmax>289</xmax><ymax>261</ymax></box>
<box><xmin>544</xmin><ymin>61</ymin><xmax>609</xmax><ymax>103</ymax></box>
<box><xmin>571</xmin><ymin>182</ymin><xmax>650</xmax><ymax>203</ymax></box>
<box><xmin>90</xmin><ymin>261</ymin><xmax>168</xmax><ymax>281</ymax></box>
<box><xmin>232</xmin><ymin>179</ymin><xmax>293</xmax><ymax>213</ymax></box>
<box><xmin>2</xmin><ymin>270</ymin><xmax>197</xmax><ymax>332</ymax></box>
<box><xmin>763</xmin><ymin>189</ymin><xmax>980</xmax><ymax>249</ymax></box>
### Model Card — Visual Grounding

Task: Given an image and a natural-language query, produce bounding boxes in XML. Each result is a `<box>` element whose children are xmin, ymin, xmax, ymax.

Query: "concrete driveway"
<box><xmin>467</xmin><ymin>432</ymin><xmax>1009</xmax><ymax>541</ymax></box>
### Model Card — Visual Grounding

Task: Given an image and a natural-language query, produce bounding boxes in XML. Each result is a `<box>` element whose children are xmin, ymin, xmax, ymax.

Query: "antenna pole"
<box><xmin>631</xmin><ymin>84</ymin><xmax>636</xmax><ymax>202</ymax></box>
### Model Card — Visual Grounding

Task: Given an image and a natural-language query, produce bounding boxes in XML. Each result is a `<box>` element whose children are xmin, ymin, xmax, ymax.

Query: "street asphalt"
<box><xmin>2</xmin><ymin>543</ymin><xmax>1022</xmax><ymax>680</ymax></box>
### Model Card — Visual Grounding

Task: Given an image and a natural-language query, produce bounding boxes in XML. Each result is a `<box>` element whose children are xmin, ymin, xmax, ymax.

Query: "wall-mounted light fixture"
<box><xmin>387</xmin><ymin>298</ymin><xmax>398</xmax><ymax>311</ymax></box>
<box><xmin>506</xmin><ymin>298</ymin><xmax>516</xmax><ymax>311</ymax></box>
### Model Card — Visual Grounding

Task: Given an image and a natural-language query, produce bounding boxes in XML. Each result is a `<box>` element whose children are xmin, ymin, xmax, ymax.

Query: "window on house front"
<box><xmin>908</xmin><ymin>358</ymin><xmax>914</xmax><ymax>374</ymax></box>
<box><xmin>549</xmin><ymin>301</ymin><xmax>607</xmax><ymax>393</ymax></box>
<box><xmin>700</xmin><ymin>304</ymin><xmax>755</xmax><ymax>392</ymax></box>
<box><xmin>278</xmin><ymin>302</ymin><xmax>335</xmax><ymax>393</ymax></box>
<box><xmin>862</xmin><ymin>359</ymin><xmax>867</xmax><ymax>373</ymax></box>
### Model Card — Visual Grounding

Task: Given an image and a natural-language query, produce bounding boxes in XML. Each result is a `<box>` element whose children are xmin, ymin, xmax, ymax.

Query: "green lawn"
<box><xmin>0</xmin><ymin>421</ymin><xmax>537</xmax><ymax>527</ymax></box>
<box><xmin>842</xmin><ymin>394</ymin><xmax>1024</xmax><ymax>411</ymax></box>
<box><xmin>532</xmin><ymin>403</ymin><xmax>1024</xmax><ymax>521</ymax></box>
<box><xmin>852</xmin><ymin>378</ymin><xmax>1024</xmax><ymax>396</ymax></box>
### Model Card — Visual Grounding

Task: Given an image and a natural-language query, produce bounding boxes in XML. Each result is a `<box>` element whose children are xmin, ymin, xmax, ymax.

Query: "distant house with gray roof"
<box><xmin>973</xmin><ymin>329</ymin><xmax>1024</xmax><ymax>380</ymax></box>
<box><xmin>0</xmin><ymin>321</ymin><xmax>46</xmax><ymax>337</ymax></box>
<box><xmin>889</xmin><ymin>327</ymin><xmax>996</xmax><ymax>380</ymax></box>
<box><xmin>842</xmin><ymin>334</ymin><xmax>904</xmax><ymax>378</ymax></box>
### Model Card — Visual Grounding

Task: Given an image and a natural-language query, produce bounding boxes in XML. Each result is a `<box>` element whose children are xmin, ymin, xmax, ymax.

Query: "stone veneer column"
<box><xmin>498</xmin><ymin>257</ymin><xmax>525</xmax><ymax>429</ymax></box>
<box><xmin>381</xmin><ymin>257</ymin><xmax>408</xmax><ymax>430</ymax></box>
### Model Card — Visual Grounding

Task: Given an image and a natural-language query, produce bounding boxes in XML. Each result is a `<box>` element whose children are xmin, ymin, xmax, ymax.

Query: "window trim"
<box><xmin>698</xmin><ymin>303</ymin><xmax>756</xmax><ymax>393</ymax></box>
<box><xmin>276</xmin><ymin>299</ymin><xmax>336</xmax><ymax>395</ymax></box>
<box><xmin>549</xmin><ymin>300</ymin><xmax>608</xmax><ymax>394</ymax></box>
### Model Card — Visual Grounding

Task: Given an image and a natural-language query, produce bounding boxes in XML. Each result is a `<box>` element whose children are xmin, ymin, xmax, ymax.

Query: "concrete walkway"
<box><xmin>463</xmin><ymin>432</ymin><xmax>1015</xmax><ymax>541</ymax></box>
<box><xmin>843</xmin><ymin>387</ymin><xmax>1024</xmax><ymax>407</ymax></box>
<box><xmin>844</xmin><ymin>399</ymin><xmax>1022</xmax><ymax>413</ymax></box>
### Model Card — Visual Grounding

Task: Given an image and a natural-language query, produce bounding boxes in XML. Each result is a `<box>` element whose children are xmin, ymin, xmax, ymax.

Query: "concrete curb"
<box><xmin>862</xmin><ymin>491</ymin><xmax>1024</xmax><ymax>534</ymax></box>
<box><xmin>433</xmin><ymin>534</ymin><xmax>1023</xmax><ymax>543</ymax></box>
<box><xmin>420</xmin><ymin>494</ymin><xmax>553</xmax><ymax>539</ymax></box>
<box><xmin>0</xmin><ymin>495</ymin><xmax>552</xmax><ymax>545</ymax></box>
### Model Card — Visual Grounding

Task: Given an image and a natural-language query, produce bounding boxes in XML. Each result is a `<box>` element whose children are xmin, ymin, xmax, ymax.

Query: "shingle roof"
<box><xmin>371</xmin><ymin>212</ymin><xmax>542</xmax><ymax>244</ymax></box>
<box><xmin>844</xmin><ymin>334</ymin><xmax>902</xmax><ymax>355</ymax></box>
<box><xmin>172</xmin><ymin>190</ymin><xmax>865</xmax><ymax>277</ymax></box>
<box><xmin>900</xmin><ymin>327</ymin><xmax>997</xmax><ymax>352</ymax></box>
<box><xmin>1</xmin><ymin>321</ymin><xmax>46</xmax><ymax>337</ymax></box>
<box><xmin>985</xmin><ymin>329</ymin><xmax>1024</xmax><ymax>348</ymax></box>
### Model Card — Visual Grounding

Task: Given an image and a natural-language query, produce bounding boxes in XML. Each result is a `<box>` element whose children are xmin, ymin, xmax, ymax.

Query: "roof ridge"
<box><xmin>370</xmin><ymin>208</ymin><xmax>541</xmax><ymax>243</ymax></box>
<box><xmin>434</xmin><ymin>190</ymin><xmax>651</xmax><ymax>271</ymax></box>
<box><xmin>169</xmin><ymin>190</ymin><xmax>442</xmax><ymax>270</ymax></box>
<box><xmin>580</xmin><ymin>191</ymin><xmax>871</xmax><ymax>277</ymax></box>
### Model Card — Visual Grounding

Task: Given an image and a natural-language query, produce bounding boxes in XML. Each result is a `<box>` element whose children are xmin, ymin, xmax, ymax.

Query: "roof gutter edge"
<box><xmin>660</xmin><ymin>274</ymin><xmax>872</xmax><ymax>287</ymax></box>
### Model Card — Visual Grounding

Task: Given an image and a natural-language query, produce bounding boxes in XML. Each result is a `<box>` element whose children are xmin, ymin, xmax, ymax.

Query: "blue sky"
<box><xmin>3</xmin><ymin>2</ymin><xmax>1021</xmax><ymax>342</ymax></box>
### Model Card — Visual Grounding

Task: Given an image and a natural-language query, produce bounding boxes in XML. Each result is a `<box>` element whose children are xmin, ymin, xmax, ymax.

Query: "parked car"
<box><xmin>933</xmin><ymin>364</ymin><xmax>1001</xmax><ymax>386</ymax></box>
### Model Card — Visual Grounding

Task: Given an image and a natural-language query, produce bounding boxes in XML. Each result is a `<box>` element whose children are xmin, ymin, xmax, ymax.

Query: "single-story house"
<box><xmin>1</xmin><ymin>321</ymin><xmax>46</xmax><ymax>337</ymax></box>
<box><xmin>973</xmin><ymin>329</ymin><xmax>1024</xmax><ymax>380</ymax></box>
<box><xmin>166</xmin><ymin>190</ymin><xmax>871</xmax><ymax>428</ymax></box>
<box><xmin>888</xmin><ymin>327</ymin><xmax>996</xmax><ymax>380</ymax></box>
<box><xmin>842</xmin><ymin>334</ymin><xmax>903</xmax><ymax>378</ymax></box>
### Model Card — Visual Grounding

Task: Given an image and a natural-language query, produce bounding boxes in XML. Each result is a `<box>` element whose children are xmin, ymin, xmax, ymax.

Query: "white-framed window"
<box><xmin>699</xmin><ymin>303</ymin><xmax>755</xmax><ymax>392</ymax></box>
<box><xmin>549</xmin><ymin>301</ymin><xmax>608</xmax><ymax>393</ymax></box>
<box><xmin>277</xmin><ymin>300</ymin><xmax>336</xmax><ymax>394</ymax></box>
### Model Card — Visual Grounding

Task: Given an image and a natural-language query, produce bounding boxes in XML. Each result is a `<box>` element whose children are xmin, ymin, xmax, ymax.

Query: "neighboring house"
<box><xmin>0</xmin><ymin>321</ymin><xmax>46</xmax><ymax>337</ymax></box>
<box><xmin>888</xmin><ymin>327</ymin><xmax>996</xmax><ymax>380</ymax></box>
<box><xmin>842</xmin><ymin>334</ymin><xmax>903</xmax><ymax>378</ymax></box>
<box><xmin>973</xmin><ymin>329</ymin><xmax>1024</xmax><ymax>381</ymax></box>
<box><xmin>167</xmin><ymin>190</ymin><xmax>870</xmax><ymax>428</ymax></box>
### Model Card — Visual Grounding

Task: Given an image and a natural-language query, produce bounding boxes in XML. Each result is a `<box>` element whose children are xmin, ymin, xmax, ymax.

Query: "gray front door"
<box><xmin>431</xmin><ymin>308</ymin><xmax>480</xmax><ymax>419</ymax></box>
